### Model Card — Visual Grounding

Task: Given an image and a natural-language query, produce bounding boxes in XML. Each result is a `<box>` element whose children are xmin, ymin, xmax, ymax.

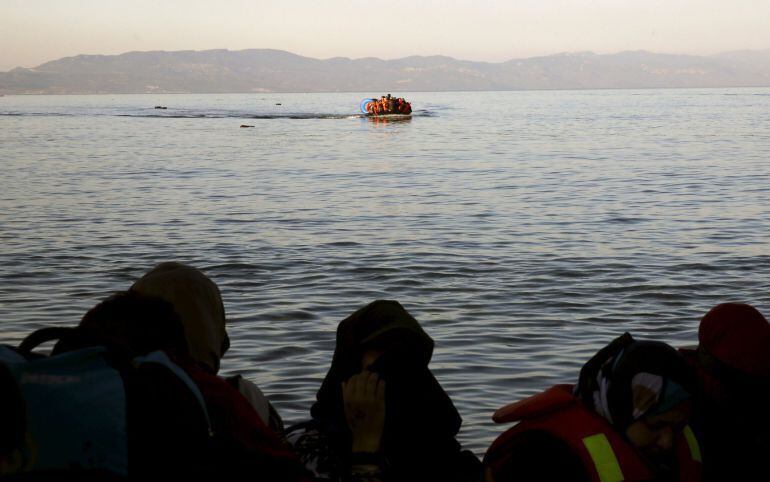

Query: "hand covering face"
<box><xmin>311</xmin><ymin>300</ymin><xmax>465</xmax><ymax>480</ymax></box>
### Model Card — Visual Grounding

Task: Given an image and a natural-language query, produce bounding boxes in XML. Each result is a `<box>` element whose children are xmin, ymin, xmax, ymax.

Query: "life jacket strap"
<box><xmin>683</xmin><ymin>425</ymin><xmax>702</xmax><ymax>463</ymax></box>
<box><xmin>582</xmin><ymin>433</ymin><xmax>625</xmax><ymax>482</ymax></box>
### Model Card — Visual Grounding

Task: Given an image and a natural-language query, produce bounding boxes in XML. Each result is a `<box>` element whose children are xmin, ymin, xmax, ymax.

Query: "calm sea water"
<box><xmin>2</xmin><ymin>90</ymin><xmax>770</xmax><ymax>454</ymax></box>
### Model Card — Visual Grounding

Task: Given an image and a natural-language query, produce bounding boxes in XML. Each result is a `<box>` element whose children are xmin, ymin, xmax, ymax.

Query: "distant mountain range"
<box><xmin>2</xmin><ymin>48</ymin><xmax>770</xmax><ymax>94</ymax></box>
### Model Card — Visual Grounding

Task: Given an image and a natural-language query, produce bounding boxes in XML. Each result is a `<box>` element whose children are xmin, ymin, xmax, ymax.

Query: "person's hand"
<box><xmin>342</xmin><ymin>370</ymin><xmax>386</xmax><ymax>453</ymax></box>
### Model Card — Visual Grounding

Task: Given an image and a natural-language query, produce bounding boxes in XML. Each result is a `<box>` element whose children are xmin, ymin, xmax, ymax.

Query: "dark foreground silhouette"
<box><xmin>1</xmin><ymin>262</ymin><xmax>768</xmax><ymax>482</ymax></box>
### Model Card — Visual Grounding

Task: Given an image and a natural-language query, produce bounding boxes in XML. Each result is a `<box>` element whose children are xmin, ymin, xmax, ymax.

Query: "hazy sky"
<box><xmin>2</xmin><ymin>0</ymin><xmax>769</xmax><ymax>71</ymax></box>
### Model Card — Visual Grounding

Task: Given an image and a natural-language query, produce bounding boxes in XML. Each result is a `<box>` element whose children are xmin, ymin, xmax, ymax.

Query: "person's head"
<box><xmin>332</xmin><ymin>299</ymin><xmax>433</xmax><ymax>377</ymax></box>
<box><xmin>696</xmin><ymin>303</ymin><xmax>770</xmax><ymax>406</ymax></box>
<box><xmin>130</xmin><ymin>262</ymin><xmax>228</xmax><ymax>374</ymax></box>
<box><xmin>77</xmin><ymin>290</ymin><xmax>188</xmax><ymax>357</ymax></box>
<box><xmin>575</xmin><ymin>333</ymin><xmax>695</xmax><ymax>471</ymax></box>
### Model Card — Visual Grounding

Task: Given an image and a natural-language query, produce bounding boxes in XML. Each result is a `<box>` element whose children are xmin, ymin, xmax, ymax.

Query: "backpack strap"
<box><xmin>19</xmin><ymin>326</ymin><xmax>137</xmax><ymax>364</ymax></box>
<box><xmin>18</xmin><ymin>327</ymin><xmax>78</xmax><ymax>356</ymax></box>
<box><xmin>133</xmin><ymin>351</ymin><xmax>213</xmax><ymax>436</ymax></box>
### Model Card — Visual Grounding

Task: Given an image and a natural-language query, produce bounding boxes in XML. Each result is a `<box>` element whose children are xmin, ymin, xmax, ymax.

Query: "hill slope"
<box><xmin>2</xmin><ymin>48</ymin><xmax>769</xmax><ymax>94</ymax></box>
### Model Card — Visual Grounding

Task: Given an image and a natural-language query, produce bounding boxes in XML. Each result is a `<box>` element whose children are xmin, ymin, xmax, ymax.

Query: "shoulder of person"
<box><xmin>225</xmin><ymin>374</ymin><xmax>284</xmax><ymax>431</ymax></box>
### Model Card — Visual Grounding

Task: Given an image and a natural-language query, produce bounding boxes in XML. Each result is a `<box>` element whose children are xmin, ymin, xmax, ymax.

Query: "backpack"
<box><xmin>0</xmin><ymin>327</ymin><xmax>214</xmax><ymax>479</ymax></box>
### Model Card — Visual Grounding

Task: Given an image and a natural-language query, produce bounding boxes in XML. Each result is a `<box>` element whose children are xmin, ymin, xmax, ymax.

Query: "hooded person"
<box><xmin>129</xmin><ymin>261</ymin><xmax>282</xmax><ymax>430</ymax></box>
<box><xmin>287</xmin><ymin>300</ymin><xmax>481</xmax><ymax>482</ymax></box>
<box><xmin>129</xmin><ymin>261</ymin><xmax>228</xmax><ymax>374</ymax></box>
<box><xmin>485</xmin><ymin>333</ymin><xmax>702</xmax><ymax>482</ymax></box>
<box><xmin>680</xmin><ymin>303</ymin><xmax>770</xmax><ymax>482</ymax></box>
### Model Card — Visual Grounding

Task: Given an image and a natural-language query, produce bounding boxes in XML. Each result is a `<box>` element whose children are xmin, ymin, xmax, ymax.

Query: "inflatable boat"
<box><xmin>360</xmin><ymin>96</ymin><xmax>412</xmax><ymax>117</ymax></box>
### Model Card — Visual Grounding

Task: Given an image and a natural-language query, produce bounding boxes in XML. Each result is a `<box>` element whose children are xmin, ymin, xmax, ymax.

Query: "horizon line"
<box><xmin>5</xmin><ymin>46</ymin><xmax>770</xmax><ymax>73</ymax></box>
<box><xmin>5</xmin><ymin>86</ymin><xmax>770</xmax><ymax>97</ymax></box>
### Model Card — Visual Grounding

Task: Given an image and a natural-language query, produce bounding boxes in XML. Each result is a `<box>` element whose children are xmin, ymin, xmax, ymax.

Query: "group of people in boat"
<box><xmin>366</xmin><ymin>94</ymin><xmax>412</xmax><ymax>116</ymax></box>
<box><xmin>1</xmin><ymin>261</ymin><xmax>768</xmax><ymax>481</ymax></box>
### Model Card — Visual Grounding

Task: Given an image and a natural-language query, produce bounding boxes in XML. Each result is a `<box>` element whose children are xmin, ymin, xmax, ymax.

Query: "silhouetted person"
<box><xmin>287</xmin><ymin>300</ymin><xmax>481</xmax><ymax>482</ymax></box>
<box><xmin>680</xmin><ymin>303</ymin><xmax>770</xmax><ymax>482</ymax></box>
<box><xmin>485</xmin><ymin>333</ymin><xmax>702</xmax><ymax>482</ymax></box>
<box><xmin>129</xmin><ymin>261</ymin><xmax>282</xmax><ymax>429</ymax></box>
<box><xmin>71</xmin><ymin>289</ymin><xmax>310</xmax><ymax>481</ymax></box>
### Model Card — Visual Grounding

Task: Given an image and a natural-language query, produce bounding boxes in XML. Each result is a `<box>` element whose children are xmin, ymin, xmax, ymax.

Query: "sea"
<box><xmin>1</xmin><ymin>89</ymin><xmax>770</xmax><ymax>454</ymax></box>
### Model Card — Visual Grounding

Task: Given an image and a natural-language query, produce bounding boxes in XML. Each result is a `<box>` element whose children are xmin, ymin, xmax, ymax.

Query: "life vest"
<box><xmin>488</xmin><ymin>384</ymin><xmax>702</xmax><ymax>482</ymax></box>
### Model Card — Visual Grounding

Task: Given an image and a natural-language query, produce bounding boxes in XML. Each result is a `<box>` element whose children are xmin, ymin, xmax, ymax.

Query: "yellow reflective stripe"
<box><xmin>583</xmin><ymin>433</ymin><xmax>625</xmax><ymax>482</ymax></box>
<box><xmin>683</xmin><ymin>425</ymin><xmax>702</xmax><ymax>463</ymax></box>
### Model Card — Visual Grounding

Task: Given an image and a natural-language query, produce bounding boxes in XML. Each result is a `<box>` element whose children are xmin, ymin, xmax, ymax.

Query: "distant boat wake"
<box><xmin>0</xmin><ymin>110</ymin><xmax>433</xmax><ymax>119</ymax></box>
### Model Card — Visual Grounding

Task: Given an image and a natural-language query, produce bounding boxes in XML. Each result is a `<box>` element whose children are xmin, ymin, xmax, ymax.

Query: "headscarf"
<box><xmin>575</xmin><ymin>333</ymin><xmax>695</xmax><ymax>432</ymax></box>
<box><xmin>130</xmin><ymin>262</ymin><xmax>229</xmax><ymax>374</ymax></box>
<box><xmin>311</xmin><ymin>300</ymin><xmax>466</xmax><ymax>480</ymax></box>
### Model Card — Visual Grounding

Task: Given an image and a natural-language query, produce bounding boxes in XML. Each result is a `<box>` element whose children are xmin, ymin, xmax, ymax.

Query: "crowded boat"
<box><xmin>361</xmin><ymin>94</ymin><xmax>412</xmax><ymax>116</ymax></box>
<box><xmin>1</xmin><ymin>261</ymin><xmax>768</xmax><ymax>481</ymax></box>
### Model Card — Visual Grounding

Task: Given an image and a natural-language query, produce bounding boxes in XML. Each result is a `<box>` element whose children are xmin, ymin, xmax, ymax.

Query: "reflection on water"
<box><xmin>1</xmin><ymin>89</ymin><xmax>770</xmax><ymax>454</ymax></box>
<box><xmin>366</xmin><ymin>115</ymin><xmax>413</xmax><ymax>125</ymax></box>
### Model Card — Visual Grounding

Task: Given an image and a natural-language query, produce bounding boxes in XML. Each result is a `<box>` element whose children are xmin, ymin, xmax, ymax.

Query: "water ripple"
<box><xmin>2</xmin><ymin>89</ymin><xmax>770</xmax><ymax>454</ymax></box>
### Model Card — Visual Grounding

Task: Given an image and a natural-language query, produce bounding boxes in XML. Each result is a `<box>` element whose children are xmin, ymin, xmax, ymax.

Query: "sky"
<box><xmin>2</xmin><ymin>0</ymin><xmax>770</xmax><ymax>71</ymax></box>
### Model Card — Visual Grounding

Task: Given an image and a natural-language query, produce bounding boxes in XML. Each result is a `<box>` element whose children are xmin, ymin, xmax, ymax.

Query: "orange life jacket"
<box><xmin>488</xmin><ymin>384</ymin><xmax>702</xmax><ymax>482</ymax></box>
